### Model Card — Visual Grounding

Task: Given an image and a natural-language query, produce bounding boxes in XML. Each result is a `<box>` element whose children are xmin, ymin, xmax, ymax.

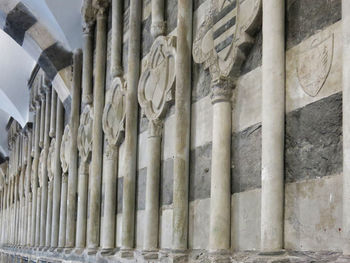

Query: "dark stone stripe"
<box><xmin>165</xmin><ymin>0</ymin><xmax>177</xmax><ymax>34</ymax></box>
<box><xmin>285</xmin><ymin>92</ymin><xmax>342</xmax><ymax>183</ymax></box>
<box><xmin>231</xmin><ymin>123</ymin><xmax>262</xmax><ymax>194</ymax></box>
<box><xmin>63</xmin><ymin>96</ymin><xmax>71</xmax><ymax>127</ymax></box>
<box><xmin>215</xmin><ymin>34</ymin><xmax>234</xmax><ymax>54</ymax></box>
<box><xmin>141</xmin><ymin>15</ymin><xmax>152</xmax><ymax>59</ymax></box>
<box><xmin>240</xmin><ymin>30</ymin><xmax>262</xmax><ymax>76</ymax></box>
<box><xmin>213</xmin><ymin>16</ymin><xmax>236</xmax><ymax>40</ymax></box>
<box><xmin>286</xmin><ymin>0</ymin><xmax>341</xmax><ymax>50</ymax></box>
<box><xmin>37</xmin><ymin>42</ymin><xmax>72</xmax><ymax>80</ymax></box>
<box><xmin>4</xmin><ymin>3</ymin><xmax>37</xmax><ymax>46</ymax></box>
<box><xmin>213</xmin><ymin>0</ymin><xmax>237</xmax><ymax>25</ymax></box>
<box><xmin>191</xmin><ymin>62</ymin><xmax>211</xmax><ymax>103</ymax></box>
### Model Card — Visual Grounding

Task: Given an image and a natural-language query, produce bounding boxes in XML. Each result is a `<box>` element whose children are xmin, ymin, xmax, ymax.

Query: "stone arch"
<box><xmin>0</xmin><ymin>0</ymin><xmax>73</xmax><ymax>103</ymax></box>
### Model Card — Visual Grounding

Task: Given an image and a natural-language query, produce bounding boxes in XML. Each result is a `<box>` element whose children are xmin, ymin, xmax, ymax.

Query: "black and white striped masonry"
<box><xmin>0</xmin><ymin>0</ymin><xmax>73</xmax><ymax>105</ymax></box>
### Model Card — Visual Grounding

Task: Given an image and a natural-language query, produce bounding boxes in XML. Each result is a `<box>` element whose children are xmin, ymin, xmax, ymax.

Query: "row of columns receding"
<box><xmin>2</xmin><ymin>0</ymin><xmax>350</xmax><ymax>261</ymax></box>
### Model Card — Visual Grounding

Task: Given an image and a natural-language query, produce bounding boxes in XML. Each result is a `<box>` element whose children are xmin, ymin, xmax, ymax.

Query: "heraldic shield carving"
<box><xmin>61</xmin><ymin>125</ymin><xmax>71</xmax><ymax>173</ymax></box>
<box><xmin>78</xmin><ymin>105</ymin><xmax>93</xmax><ymax>163</ymax></box>
<box><xmin>297</xmin><ymin>34</ymin><xmax>334</xmax><ymax>97</ymax></box>
<box><xmin>138</xmin><ymin>36</ymin><xmax>176</xmax><ymax>121</ymax></box>
<box><xmin>102</xmin><ymin>77</ymin><xmax>126</xmax><ymax>147</ymax></box>
<box><xmin>193</xmin><ymin>0</ymin><xmax>261</xmax><ymax>82</ymax></box>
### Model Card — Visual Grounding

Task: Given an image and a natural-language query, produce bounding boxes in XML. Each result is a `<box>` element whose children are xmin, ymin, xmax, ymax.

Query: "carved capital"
<box><xmin>210</xmin><ymin>78</ymin><xmax>233</xmax><ymax>104</ymax></box>
<box><xmin>93</xmin><ymin>0</ymin><xmax>109</xmax><ymax>19</ymax></box>
<box><xmin>82</xmin><ymin>0</ymin><xmax>96</xmax><ymax>26</ymax></box>
<box><xmin>148</xmin><ymin>120</ymin><xmax>163</xmax><ymax>138</ymax></box>
<box><xmin>83</xmin><ymin>21</ymin><xmax>95</xmax><ymax>35</ymax></box>
<box><xmin>105</xmin><ymin>143</ymin><xmax>118</xmax><ymax>160</ymax></box>
<box><xmin>62</xmin><ymin>173</ymin><xmax>68</xmax><ymax>183</ymax></box>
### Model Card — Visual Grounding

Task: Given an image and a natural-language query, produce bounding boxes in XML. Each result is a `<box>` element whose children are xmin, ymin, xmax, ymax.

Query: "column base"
<box><xmin>64</xmin><ymin>247</ymin><xmax>74</xmax><ymax>254</ymax></box>
<box><xmin>72</xmin><ymin>248</ymin><xmax>85</xmax><ymax>255</ymax></box>
<box><xmin>55</xmin><ymin>247</ymin><xmax>64</xmax><ymax>252</ymax></box>
<box><xmin>86</xmin><ymin>247</ymin><xmax>99</xmax><ymax>255</ymax></box>
<box><xmin>169</xmin><ymin>250</ymin><xmax>188</xmax><ymax>263</ymax></box>
<box><xmin>258</xmin><ymin>250</ymin><xmax>286</xmax><ymax>256</ymax></box>
<box><xmin>100</xmin><ymin>247</ymin><xmax>117</xmax><ymax>256</ymax></box>
<box><xmin>208</xmin><ymin>250</ymin><xmax>231</xmax><ymax>263</ymax></box>
<box><xmin>336</xmin><ymin>255</ymin><xmax>350</xmax><ymax>262</ymax></box>
<box><xmin>142</xmin><ymin>249</ymin><xmax>159</xmax><ymax>260</ymax></box>
<box><xmin>120</xmin><ymin>248</ymin><xmax>134</xmax><ymax>258</ymax></box>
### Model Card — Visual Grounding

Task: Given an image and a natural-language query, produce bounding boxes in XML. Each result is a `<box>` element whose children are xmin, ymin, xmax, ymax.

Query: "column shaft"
<box><xmin>209</xmin><ymin>99</ymin><xmax>231</xmax><ymax>251</ymax></box>
<box><xmin>111</xmin><ymin>0</ymin><xmax>123</xmax><ymax>77</ymax></box>
<box><xmin>51</xmin><ymin>100</ymin><xmax>64</xmax><ymax>248</ymax></box>
<box><xmin>82</xmin><ymin>25</ymin><xmax>94</xmax><ymax>105</ymax></box>
<box><xmin>76</xmin><ymin>164</ymin><xmax>89</xmax><ymax>248</ymax></box>
<box><xmin>343</xmin><ymin>0</ymin><xmax>350</xmax><ymax>255</ymax></box>
<box><xmin>121</xmin><ymin>0</ymin><xmax>141</xmax><ymax>251</ymax></box>
<box><xmin>66</xmin><ymin>50</ymin><xmax>82</xmax><ymax>248</ymax></box>
<box><xmin>151</xmin><ymin>0</ymin><xmax>165</xmax><ymax>37</ymax></box>
<box><xmin>35</xmin><ymin>187</ymin><xmax>41</xmax><ymax>246</ymax></box>
<box><xmin>260</xmin><ymin>0</ymin><xmax>285</xmax><ymax>253</ymax></box>
<box><xmin>172</xmin><ymin>0</ymin><xmax>192</xmax><ymax>251</ymax></box>
<box><xmin>58</xmin><ymin>175</ymin><xmax>68</xmax><ymax>248</ymax></box>
<box><xmin>143</xmin><ymin>134</ymin><xmax>161</xmax><ymax>250</ymax></box>
<box><xmin>87</xmin><ymin>7</ymin><xmax>107</xmax><ymax>251</ymax></box>
<box><xmin>40</xmin><ymin>88</ymin><xmax>51</xmax><ymax>247</ymax></box>
<box><xmin>45</xmin><ymin>182</ymin><xmax>53</xmax><ymax>247</ymax></box>
<box><xmin>50</xmin><ymin>90</ymin><xmax>57</xmax><ymax>137</ymax></box>
<box><xmin>101</xmin><ymin>148</ymin><xmax>118</xmax><ymax>250</ymax></box>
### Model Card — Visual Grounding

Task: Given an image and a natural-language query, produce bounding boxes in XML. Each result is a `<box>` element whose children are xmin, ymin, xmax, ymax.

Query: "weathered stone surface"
<box><xmin>160</xmin><ymin>157</ymin><xmax>173</xmax><ymax>206</ymax></box>
<box><xmin>191</xmin><ymin>63</ymin><xmax>211</xmax><ymax>103</ymax></box>
<box><xmin>189</xmin><ymin>142</ymin><xmax>211</xmax><ymax>201</ymax></box>
<box><xmin>240</xmin><ymin>30</ymin><xmax>262</xmax><ymax>76</ymax></box>
<box><xmin>285</xmin><ymin>92</ymin><xmax>342</xmax><ymax>183</ymax></box>
<box><xmin>286</xmin><ymin>0</ymin><xmax>341</xmax><ymax>49</ymax></box>
<box><xmin>63</xmin><ymin>96</ymin><xmax>71</xmax><ymax>127</ymax></box>
<box><xmin>141</xmin><ymin>15</ymin><xmax>152</xmax><ymax>58</ymax></box>
<box><xmin>136</xmin><ymin>167</ymin><xmax>146</xmax><ymax>210</ymax></box>
<box><xmin>232</xmin><ymin>123</ymin><xmax>262</xmax><ymax>194</ymax></box>
<box><xmin>165</xmin><ymin>0</ymin><xmax>177</xmax><ymax>34</ymax></box>
<box><xmin>117</xmin><ymin>177</ymin><xmax>123</xmax><ymax>213</ymax></box>
<box><xmin>4</xmin><ymin>2</ymin><xmax>37</xmax><ymax>46</ymax></box>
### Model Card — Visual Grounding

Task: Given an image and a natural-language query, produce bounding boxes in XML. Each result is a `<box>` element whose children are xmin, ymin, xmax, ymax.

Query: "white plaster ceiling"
<box><xmin>0</xmin><ymin>0</ymin><xmax>83</xmax><ymax>157</ymax></box>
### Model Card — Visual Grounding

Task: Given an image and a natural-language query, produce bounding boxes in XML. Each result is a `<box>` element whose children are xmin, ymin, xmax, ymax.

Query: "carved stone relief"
<box><xmin>61</xmin><ymin>125</ymin><xmax>71</xmax><ymax>174</ymax></box>
<box><xmin>138</xmin><ymin>36</ymin><xmax>177</xmax><ymax>122</ymax></box>
<box><xmin>296</xmin><ymin>34</ymin><xmax>334</xmax><ymax>97</ymax></box>
<box><xmin>38</xmin><ymin>149</ymin><xmax>45</xmax><ymax>188</ymax></box>
<box><xmin>102</xmin><ymin>77</ymin><xmax>126</xmax><ymax>147</ymax></box>
<box><xmin>193</xmin><ymin>0</ymin><xmax>261</xmax><ymax>83</ymax></box>
<box><xmin>47</xmin><ymin>139</ymin><xmax>56</xmax><ymax>182</ymax></box>
<box><xmin>78</xmin><ymin>105</ymin><xmax>93</xmax><ymax>163</ymax></box>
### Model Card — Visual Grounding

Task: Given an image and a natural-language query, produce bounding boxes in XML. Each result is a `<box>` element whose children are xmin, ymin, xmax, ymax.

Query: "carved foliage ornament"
<box><xmin>61</xmin><ymin>125</ymin><xmax>71</xmax><ymax>173</ymax></box>
<box><xmin>47</xmin><ymin>139</ymin><xmax>56</xmax><ymax>182</ymax></box>
<box><xmin>103</xmin><ymin>77</ymin><xmax>126</xmax><ymax>148</ymax></box>
<box><xmin>138</xmin><ymin>36</ymin><xmax>176</xmax><ymax>121</ymax></box>
<box><xmin>296</xmin><ymin>34</ymin><xmax>334</xmax><ymax>97</ymax></box>
<box><xmin>78</xmin><ymin>105</ymin><xmax>93</xmax><ymax>163</ymax></box>
<box><xmin>39</xmin><ymin>149</ymin><xmax>45</xmax><ymax>188</ymax></box>
<box><xmin>193</xmin><ymin>0</ymin><xmax>261</xmax><ymax>83</ymax></box>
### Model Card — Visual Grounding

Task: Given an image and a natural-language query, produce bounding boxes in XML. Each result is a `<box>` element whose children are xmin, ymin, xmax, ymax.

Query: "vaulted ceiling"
<box><xmin>0</xmin><ymin>0</ymin><xmax>83</xmax><ymax>158</ymax></box>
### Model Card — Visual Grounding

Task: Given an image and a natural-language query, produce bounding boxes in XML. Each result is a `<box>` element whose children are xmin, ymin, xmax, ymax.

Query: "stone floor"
<box><xmin>0</xmin><ymin>247</ymin><xmax>348</xmax><ymax>263</ymax></box>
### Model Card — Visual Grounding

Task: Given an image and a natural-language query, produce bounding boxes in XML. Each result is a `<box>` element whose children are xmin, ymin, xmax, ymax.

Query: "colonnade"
<box><xmin>3</xmin><ymin>0</ymin><xmax>350</xmax><ymax>261</ymax></box>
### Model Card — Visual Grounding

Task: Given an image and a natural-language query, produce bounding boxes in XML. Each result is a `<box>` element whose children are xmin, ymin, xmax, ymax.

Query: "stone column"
<box><xmin>50</xmin><ymin>90</ymin><xmax>57</xmax><ymax>138</ymax></box>
<box><xmin>151</xmin><ymin>0</ymin><xmax>165</xmax><ymax>38</ymax></box>
<box><xmin>343</xmin><ymin>0</ymin><xmax>350</xmax><ymax>256</ymax></box>
<box><xmin>39</xmin><ymin>93</ymin><xmax>46</xmax><ymax>148</ymax></box>
<box><xmin>25</xmin><ymin>129</ymin><xmax>32</xmax><ymax>247</ymax></box>
<box><xmin>208</xmin><ymin>82</ymin><xmax>232</xmax><ymax>256</ymax></box>
<box><xmin>121</xmin><ymin>0</ymin><xmax>141</xmax><ymax>256</ymax></box>
<box><xmin>58</xmin><ymin>174</ymin><xmax>68</xmax><ymax>249</ymax></box>
<box><xmin>172</xmin><ymin>0</ymin><xmax>192</xmax><ymax>254</ymax></box>
<box><xmin>66</xmin><ymin>49</ymin><xmax>82</xmax><ymax>249</ymax></box>
<box><xmin>143</xmin><ymin>121</ymin><xmax>162</xmax><ymax>255</ymax></box>
<box><xmin>260</xmin><ymin>0</ymin><xmax>285</xmax><ymax>254</ymax></box>
<box><xmin>86</xmin><ymin>0</ymin><xmax>108</xmax><ymax>253</ymax></box>
<box><xmin>35</xmin><ymin>187</ymin><xmax>41</xmax><ymax>246</ymax></box>
<box><xmin>76</xmin><ymin>106</ymin><xmax>93</xmax><ymax>250</ymax></box>
<box><xmin>111</xmin><ymin>0</ymin><xmax>123</xmax><ymax>77</ymax></box>
<box><xmin>45</xmin><ymin>179</ymin><xmax>53</xmax><ymax>247</ymax></box>
<box><xmin>40</xmin><ymin>87</ymin><xmax>51</xmax><ymax>247</ymax></box>
<box><xmin>51</xmin><ymin>100</ymin><xmax>64</xmax><ymax>248</ymax></box>
<box><xmin>100</xmin><ymin>145</ymin><xmax>118</xmax><ymax>253</ymax></box>
<box><xmin>81</xmin><ymin>0</ymin><xmax>95</xmax><ymax>105</ymax></box>
<box><xmin>31</xmin><ymin>102</ymin><xmax>41</xmax><ymax>246</ymax></box>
